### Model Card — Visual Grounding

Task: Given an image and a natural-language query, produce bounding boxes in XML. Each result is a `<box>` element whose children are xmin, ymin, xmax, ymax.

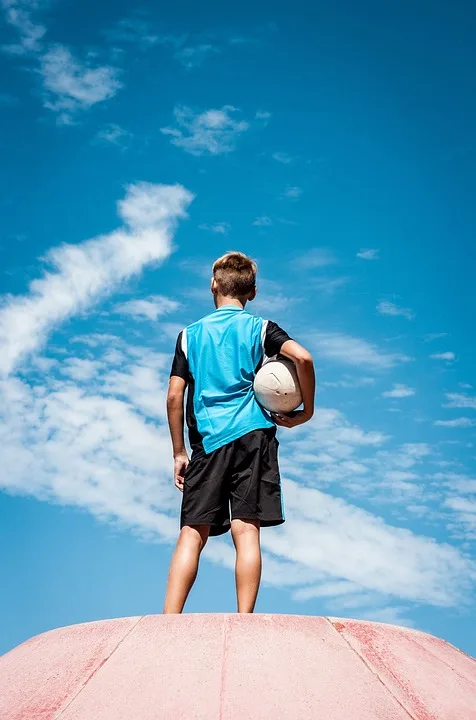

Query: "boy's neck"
<box><xmin>215</xmin><ymin>295</ymin><xmax>245</xmax><ymax>310</ymax></box>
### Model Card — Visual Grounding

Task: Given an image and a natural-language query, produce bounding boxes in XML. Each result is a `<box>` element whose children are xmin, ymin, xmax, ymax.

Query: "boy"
<box><xmin>164</xmin><ymin>251</ymin><xmax>315</xmax><ymax>613</ymax></box>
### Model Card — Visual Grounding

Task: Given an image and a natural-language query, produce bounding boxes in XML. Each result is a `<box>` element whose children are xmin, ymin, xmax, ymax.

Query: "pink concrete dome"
<box><xmin>1</xmin><ymin>615</ymin><xmax>476</xmax><ymax>719</ymax></box>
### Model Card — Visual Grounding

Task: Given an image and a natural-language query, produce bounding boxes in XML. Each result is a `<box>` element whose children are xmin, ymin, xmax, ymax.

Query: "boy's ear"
<box><xmin>211</xmin><ymin>277</ymin><xmax>218</xmax><ymax>295</ymax></box>
<box><xmin>248</xmin><ymin>286</ymin><xmax>257</xmax><ymax>302</ymax></box>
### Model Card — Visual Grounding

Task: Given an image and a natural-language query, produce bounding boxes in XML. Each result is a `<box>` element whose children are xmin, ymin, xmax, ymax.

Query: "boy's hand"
<box><xmin>174</xmin><ymin>453</ymin><xmax>189</xmax><ymax>492</ymax></box>
<box><xmin>271</xmin><ymin>410</ymin><xmax>313</xmax><ymax>428</ymax></box>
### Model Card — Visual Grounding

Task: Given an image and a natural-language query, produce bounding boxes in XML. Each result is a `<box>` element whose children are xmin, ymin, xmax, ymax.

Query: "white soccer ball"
<box><xmin>254</xmin><ymin>358</ymin><xmax>302</xmax><ymax>413</ymax></box>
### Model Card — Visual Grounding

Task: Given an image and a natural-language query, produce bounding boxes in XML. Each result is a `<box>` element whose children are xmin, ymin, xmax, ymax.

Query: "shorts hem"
<box><xmin>181</xmin><ymin>516</ymin><xmax>285</xmax><ymax>536</ymax></box>
<box><xmin>202</xmin><ymin>422</ymin><xmax>275</xmax><ymax>455</ymax></box>
<box><xmin>181</xmin><ymin>518</ymin><xmax>231</xmax><ymax>537</ymax></box>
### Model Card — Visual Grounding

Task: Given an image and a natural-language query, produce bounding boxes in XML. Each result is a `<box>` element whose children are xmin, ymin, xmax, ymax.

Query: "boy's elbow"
<box><xmin>294</xmin><ymin>349</ymin><xmax>313</xmax><ymax>366</ymax></box>
<box><xmin>167</xmin><ymin>391</ymin><xmax>184</xmax><ymax>407</ymax></box>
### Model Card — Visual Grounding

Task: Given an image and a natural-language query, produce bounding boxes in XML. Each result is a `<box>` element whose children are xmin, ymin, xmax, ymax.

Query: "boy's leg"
<box><xmin>231</xmin><ymin>519</ymin><xmax>261</xmax><ymax>613</ymax></box>
<box><xmin>163</xmin><ymin>525</ymin><xmax>210</xmax><ymax>614</ymax></box>
<box><xmin>229</xmin><ymin>429</ymin><xmax>284</xmax><ymax>613</ymax></box>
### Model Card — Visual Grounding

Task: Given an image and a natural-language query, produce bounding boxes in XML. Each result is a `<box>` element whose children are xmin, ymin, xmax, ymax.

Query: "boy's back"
<box><xmin>172</xmin><ymin>306</ymin><xmax>290</xmax><ymax>455</ymax></box>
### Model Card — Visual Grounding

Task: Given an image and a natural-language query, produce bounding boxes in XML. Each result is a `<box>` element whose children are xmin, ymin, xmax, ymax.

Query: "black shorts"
<box><xmin>181</xmin><ymin>427</ymin><xmax>284</xmax><ymax>536</ymax></box>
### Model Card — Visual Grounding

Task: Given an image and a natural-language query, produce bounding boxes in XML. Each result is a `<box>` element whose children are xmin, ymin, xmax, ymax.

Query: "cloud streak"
<box><xmin>114</xmin><ymin>296</ymin><xmax>181</xmax><ymax>322</ymax></box>
<box><xmin>312</xmin><ymin>332</ymin><xmax>411</xmax><ymax>370</ymax></box>
<box><xmin>357</xmin><ymin>249</ymin><xmax>379</xmax><ymax>260</ymax></box>
<box><xmin>283</xmin><ymin>185</ymin><xmax>302</xmax><ymax>199</ymax></box>
<box><xmin>445</xmin><ymin>393</ymin><xmax>476</xmax><ymax>409</ymax></box>
<box><xmin>293</xmin><ymin>248</ymin><xmax>336</xmax><ymax>269</ymax></box>
<box><xmin>1</xmin><ymin>3</ymin><xmax>123</xmax><ymax>122</ymax></box>
<box><xmin>382</xmin><ymin>384</ymin><xmax>415</xmax><ymax>398</ymax></box>
<box><xmin>434</xmin><ymin>418</ymin><xmax>474</xmax><ymax>428</ymax></box>
<box><xmin>1</xmin><ymin>0</ymin><xmax>46</xmax><ymax>55</ymax></box>
<box><xmin>377</xmin><ymin>300</ymin><xmax>415</xmax><ymax>321</ymax></box>
<box><xmin>0</xmin><ymin>183</ymin><xmax>193</xmax><ymax>375</ymax></box>
<box><xmin>40</xmin><ymin>45</ymin><xmax>122</xmax><ymax>124</ymax></box>
<box><xmin>198</xmin><ymin>222</ymin><xmax>230</xmax><ymax>235</ymax></box>
<box><xmin>161</xmin><ymin>105</ymin><xmax>250</xmax><ymax>155</ymax></box>
<box><xmin>431</xmin><ymin>352</ymin><xmax>456</xmax><ymax>361</ymax></box>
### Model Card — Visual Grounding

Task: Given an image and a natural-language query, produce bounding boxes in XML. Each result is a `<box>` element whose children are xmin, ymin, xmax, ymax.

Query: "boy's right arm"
<box><xmin>168</xmin><ymin>331</ymin><xmax>190</xmax><ymax>491</ymax></box>
<box><xmin>273</xmin><ymin>339</ymin><xmax>315</xmax><ymax>428</ymax></box>
<box><xmin>167</xmin><ymin>376</ymin><xmax>188</xmax><ymax>491</ymax></box>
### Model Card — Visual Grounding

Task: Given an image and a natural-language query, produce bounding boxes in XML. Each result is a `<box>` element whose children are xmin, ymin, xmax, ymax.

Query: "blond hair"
<box><xmin>212</xmin><ymin>251</ymin><xmax>258</xmax><ymax>298</ymax></box>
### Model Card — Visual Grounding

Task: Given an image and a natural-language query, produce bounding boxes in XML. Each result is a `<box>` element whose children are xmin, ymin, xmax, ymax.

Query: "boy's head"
<box><xmin>211</xmin><ymin>252</ymin><xmax>257</xmax><ymax>306</ymax></box>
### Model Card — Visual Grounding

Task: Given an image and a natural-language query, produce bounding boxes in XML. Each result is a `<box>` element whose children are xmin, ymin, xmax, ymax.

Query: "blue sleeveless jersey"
<box><xmin>170</xmin><ymin>305</ymin><xmax>291</xmax><ymax>455</ymax></box>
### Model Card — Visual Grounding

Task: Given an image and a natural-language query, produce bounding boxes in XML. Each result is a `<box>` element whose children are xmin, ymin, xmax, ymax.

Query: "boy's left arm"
<box><xmin>273</xmin><ymin>340</ymin><xmax>315</xmax><ymax>429</ymax></box>
<box><xmin>167</xmin><ymin>376</ymin><xmax>188</xmax><ymax>491</ymax></box>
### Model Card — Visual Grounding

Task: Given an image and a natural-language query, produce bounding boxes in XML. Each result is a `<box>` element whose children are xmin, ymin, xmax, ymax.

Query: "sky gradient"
<box><xmin>1</xmin><ymin>0</ymin><xmax>476</xmax><ymax>657</ymax></box>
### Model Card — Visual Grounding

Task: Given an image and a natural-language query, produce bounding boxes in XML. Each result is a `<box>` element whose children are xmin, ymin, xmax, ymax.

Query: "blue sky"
<box><xmin>1</xmin><ymin>0</ymin><xmax>476</xmax><ymax>658</ymax></box>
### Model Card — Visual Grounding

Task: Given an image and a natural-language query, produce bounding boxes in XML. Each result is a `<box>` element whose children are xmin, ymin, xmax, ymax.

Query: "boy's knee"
<box><xmin>180</xmin><ymin>524</ymin><xmax>210</xmax><ymax>549</ymax></box>
<box><xmin>231</xmin><ymin>519</ymin><xmax>260</xmax><ymax>538</ymax></box>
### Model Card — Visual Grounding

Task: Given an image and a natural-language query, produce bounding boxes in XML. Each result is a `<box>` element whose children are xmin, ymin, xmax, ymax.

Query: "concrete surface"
<box><xmin>0</xmin><ymin>615</ymin><xmax>475</xmax><ymax>719</ymax></box>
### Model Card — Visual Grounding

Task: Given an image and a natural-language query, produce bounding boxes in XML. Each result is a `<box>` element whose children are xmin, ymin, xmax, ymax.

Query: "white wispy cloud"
<box><xmin>382</xmin><ymin>384</ymin><xmax>416</xmax><ymax>398</ymax></box>
<box><xmin>1</xmin><ymin>0</ymin><xmax>46</xmax><ymax>55</ymax></box>
<box><xmin>0</xmin><ymin>182</ymin><xmax>193</xmax><ymax>375</ymax></box>
<box><xmin>293</xmin><ymin>248</ymin><xmax>336</xmax><ymax>269</ymax></box>
<box><xmin>377</xmin><ymin>300</ymin><xmax>415</xmax><ymax>321</ymax></box>
<box><xmin>293</xmin><ymin>580</ymin><xmax>362</xmax><ymax>602</ymax></box>
<box><xmin>272</xmin><ymin>152</ymin><xmax>292</xmax><ymax>164</ymax></box>
<box><xmin>357</xmin><ymin>248</ymin><xmax>379</xmax><ymax>260</ymax></box>
<box><xmin>178</xmin><ymin>258</ymin><xmax>212</xmax><ymax>279</ymax></box>
<box><xmin>251</xmin><ymin>278</ymin><xmax>297</xmax><ymax>316</ymax></box>
<box><xmin>252</xmin><ymin>216</ymin><xmax>273</xmax><ymax>227</ymax></box>
<box><xmin>255</xmin><ymin>110</ymin><xmax>271</xmax><ymax>121</ymax></box>
<box><xmin>283</xmin><ymin>185</ymin><xmax>302</xmax><ymax>199</ymax></box>
<box><xmin>174</xmin><ymin>43</ymin><xmax>219</xmax><ymax>68</ymax></box>
<box><xmin>430</xmin><ymin>352</ymin><xmax>456</xmax><ymax>361</ymax></box>
<box><xmin>424</xmin><ymin>332</ymin><xmax>449</xmax><ymax>342</ymax></box>
<box><xmin>435</xmin><ymin>472</ymin><xmax>476</xmax><ymax>494</ymax></box>
<box><xmin>278</xmin><ymin>408</ymin><xmax>388</xmax><ymax>492</ymax></box>
<box><xmin>59</xmin><ymin>357</ymin><xmax>103</xmax><ymax>381</ymax></box>
<box><xmin>445</xmin><ymin>393</ymin><xmax>476</xmax><ymax>409</ymax></box>
<box><xmin>1</xmin><ymin>3</ymin><xmax>123</xmax><ymax>122</ymax></box>
<box><xmin>96</xmin><ymin>123</ymin><xmax>131</xmax><ymax>148</ymax></box>
<box><xmin>114</xmin><ymin>296</ymin><xmax>181</xmax><ymax>322</ymax></box>
<box><xmin>444</xmin><ymin>497</ymin><xmax>476</xmax><ymax>537</ymax></box>
<box><xmin>40</xmin><ymin>45</ymin><xmax>122</xmax><ymax>124</ymax></box>
<box><xmin>252</xmin><ymin>293</ymin><xmax>296</xmax><ymax>315</ymax></box>
<box><xmin>103</xmin><ymin>17</ymin><xmax>170</xmax><ymax>51</ymax></box>
<box><xmin>198</xmin><ymin>222</ymin><xmax>230</xmax><ymax>234</ymax></box>
<box><xmin>293</xmin><ymin>578</ymin><xmax>415</xmax><ymax>627</ymax></box>
<box><xmin>313</xmin><ymin>277</ymin><xmax>349</xmax><ymax>295</ymax></box>
<box><xmin>263</xmin><ymin>479</ymin><xmax>471</xmax><ymax>606</ymax></box>
<box><xmin>312</xmin><ymin>332</ymin><xmax>411</xmax><ymax>370</ymax></box>
<box><xmin>0</xmin><ymin>347</ymin><xmax>179</xmax><ymax>547</ymax></box>
<box><xmin>104</xmin><ymin>19</ymin><xmax>249</xmax><ymax>68</ymax></box>
<box><xmin>434</xmin><ymin>418</ymin><xmax>475</xmax><ymax>428</ymax></box>
<box><xmin>320</xmin><ymin>375</ymin><xmax>375</xmax><ymax>389</ymax></box>
<box><xmin>290</xmin><ymin>407</ymin><xmax>388</xmax><ymax>456</ymax></box>
<box><xmin>353</xmin><ymin>606</ymin><xmax>415</xmax><ymax>628</ymax></box>
<box><xmin>161</xmin><ymin>105</ymin><xmax>250</xmax><ymax>156</ymax></box>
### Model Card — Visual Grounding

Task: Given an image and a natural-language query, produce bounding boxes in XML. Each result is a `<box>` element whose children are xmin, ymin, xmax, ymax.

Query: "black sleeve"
<box><xmin>170</xmin><ymin>332</ymin><xmax>189</xmax><ymax>380</ymax></box>
<box><xmin>264</xmin><ymin>321</ymin><xmax>293</xmax><ymax>358</ymax></box>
